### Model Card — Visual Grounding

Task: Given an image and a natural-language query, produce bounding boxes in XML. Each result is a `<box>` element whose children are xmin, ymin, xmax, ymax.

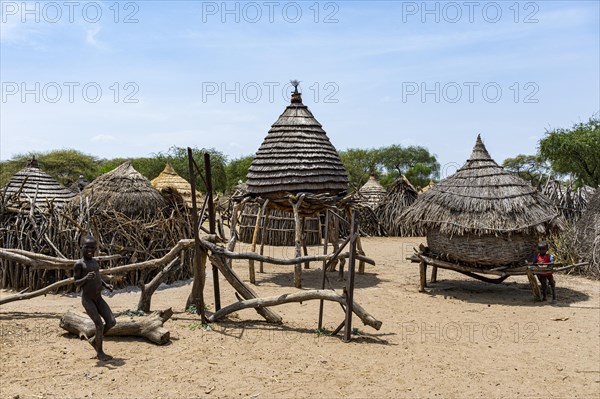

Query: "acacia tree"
<box><xmin>338</xmin><ymin>148</ymin><xmax>380</xmax><ymax>190</ymax></box>
<box><xmin>376</xmin><ymin>145</ymin><xmax>440</xmax><ymax>189</ymax></box>
<box><xmin>502</xmin><ymin>154</ymin><xmax>553</xmax><ymax>187</ymax></box>
<box><xmin>539</xmin><ymin>116</ymin><xmax>600</xmax><ymax>187</ymax></box>
<box><xmin>225</xmin><ymin>155</ymin><xmax>254</xmax><ymax>193</ymax></box>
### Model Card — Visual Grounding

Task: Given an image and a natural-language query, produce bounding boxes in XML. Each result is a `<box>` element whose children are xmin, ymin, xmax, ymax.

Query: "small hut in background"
<box><xmin>376</xmin><ymin>175</ymin><xmax>418</xmax><ymax>236</ymax></box>
<box><xmin>1</xmin><ymin>158</ymin><xmax>75</xmax><ymax>210</ymax></box>
<box><xmin>70</xmin><ymin>161</ymin><xmax>168</xmax><ymax>219</ymax></box>
<box><xmin>357</xmin><ymin>176</ymin><xmax>386</xmax><ymax>209</ymax></box>
<box><xmin>419</xmin><ymin>180</ymin><xmax>435</xmax><ymax>194</ymax></box>
<box><xmin>151</xmin><ymin>163</ymin><xmax>200</xmax><ymax>209</ymax></box>
<box><xmin>400</xmin><ymin>135</ymin><xmax>564</xmax><ymax>267</ymax></box>
<box><xmin>575</xmin><ymin>188</ymin><xmax>599</xmax><ymax>274</ymax></box>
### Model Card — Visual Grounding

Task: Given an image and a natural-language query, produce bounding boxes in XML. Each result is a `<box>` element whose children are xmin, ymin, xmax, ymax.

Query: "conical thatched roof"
<box><xmin>151</xmin><ymin>164</ymin><xmax>200</xmax><ymax>207</ymax></box>
<box><xmin>358</xmin><ymin>176</ymin><xmax>386</xmax><ymax>209</ymax></box>
<box><xmin>377</xmin><ymin>175</ymin><xmax>418</xmax><ymax>236</ymax></box>
<box><xmin>400</xmin><ymin>135</ymin><xmax>564</xmax><ymax>236</ymax></box>
<box><xmin>575</xmin><ymin>188</ymin><xmax>599</xmax><ymax>267</ymax></box>
<box><xmin>1</xmin><ymin>158</ymin><xmax>75</xmax><ymax>209</ymax></box>
<box><xmin>246</xmin><ymin>88</ymin><xmax>348</xmax><ymax>198</ymax></box>
<box><xmin>70</xmin><ymin>161</ymin><xmax>167</xmax><ymax>218</ymax></box>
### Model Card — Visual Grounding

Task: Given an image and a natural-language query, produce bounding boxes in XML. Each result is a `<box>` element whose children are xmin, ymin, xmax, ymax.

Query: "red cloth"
<box><xmin>535</xmin><ymin>253</ymin><xmax>553</xmax><ymax>277</ymax></box>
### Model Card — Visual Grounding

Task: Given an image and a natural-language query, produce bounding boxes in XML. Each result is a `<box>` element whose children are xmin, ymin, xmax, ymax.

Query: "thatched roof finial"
<box><xmin>469</xmin><ymin>134</ymin><xmax>492</xmax><ymax>161</ymax></box>
<box><xmin>26</xmin><ymin>156</ymin><xmax>39</xmax><ymax>168</ymax></box>
<box><xmin>290</xmin><ymin>79</ymin><xmax>302</xmax><ymax>104</ymax></box>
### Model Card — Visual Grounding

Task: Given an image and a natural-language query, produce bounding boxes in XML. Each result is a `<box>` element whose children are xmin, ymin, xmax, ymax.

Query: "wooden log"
<box><xmin>431</xmin><ymin>266</ymin><xmax>438</xmax><ymax>283</ymax></box>
<box><xmin>419</xmin><ymin>260</ymin><xmax>427</xmax><ymax>292</ymax></box>
<box><xmin>209</xmin><ymin>253</ymin><xmax>282</xmax><ymax>324</ymax></box>
<box><xmin>138</xmin><ymin>259</ymin><xmax>180</xmax><ymax>313</ymax></box>
<box><xmin>291</xmin><ymin>195</ymin><xmax>305</xmax><ymax>288</ymax></box>
<box><xmin>259</xmin><ymin>208</ymin><xmax>271</xmax><ymax>273</ymax></box>
<box><xmin>59</xmin><ymin>308</ymin><xmax>173</xmax><ymax>345</ymax></box>
<box><xmin>526</xmin><ymin>267</ymin><xmax>542</xmax><ymax>301</ymax></box>
<box><xmin>207</xmin><ymin>289</ymin><xmax>382</xmax><ymax>331</ymax></box>
<box><xmin>248</xmin><ymin>201</ymin><xmax>266</xmax><ymax>284</ymax></box>
<box><xmin>0</xmin><ymin>277</ymin><xmax>74</xmax><ymax>305</ymax></box>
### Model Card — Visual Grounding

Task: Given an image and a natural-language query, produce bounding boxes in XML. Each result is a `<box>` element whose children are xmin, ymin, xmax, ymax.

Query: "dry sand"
<box><xmin>1</xmin><ymin>237</ymin><xmax>599</xmax><ymax>399</ymax></box>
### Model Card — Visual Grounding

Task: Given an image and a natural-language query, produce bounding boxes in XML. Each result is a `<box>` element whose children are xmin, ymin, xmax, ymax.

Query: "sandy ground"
<box><xmin>1</xmin><ymin>237</ymin><xmax>599</xmax><ymax>399</ymax></box>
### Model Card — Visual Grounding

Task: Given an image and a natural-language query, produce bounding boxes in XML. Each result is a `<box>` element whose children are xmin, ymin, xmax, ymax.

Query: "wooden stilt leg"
<box><xmin>431</xmin><ymin>266</ymin><xmax>438</xmax><ymax>283</ymax></box>
<box><xmin>419</xmin><ymin>260</ymin><xmax>427</xmax><ymax>292</ymax></box>
<box><xmin>302</xmin><ymin>217</ymin><xmax>310</xmax><ymax>270</ymax></box>
<box><xmin>248</xmin><ymin>204</ymin><xmax>264</xmax><ymax>284</ymax></box>
<box><xmin>259</xmin><ymin>208</ymin><xmax>270</xmax><ymax>273</ymax></box>
<box><xmin>526</xmin><ymin>267</ymin><xmax>541</xmax><ymax>301</ymax></box>
<box><xmin>290</xmin><ymin>196</ymin><xmax>305</xmax><ymax>289</ymax></box>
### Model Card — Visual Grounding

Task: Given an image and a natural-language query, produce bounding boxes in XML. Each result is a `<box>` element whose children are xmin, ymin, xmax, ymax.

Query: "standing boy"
<box><xmin>73</xmin><ymin>236</ymin><xmax>116</xmax><ymax>361</ymax></box>
<box><xmin>534</xmin><ymin>241</ymin><xmax>556</xmax><ymax>303</ymax></box>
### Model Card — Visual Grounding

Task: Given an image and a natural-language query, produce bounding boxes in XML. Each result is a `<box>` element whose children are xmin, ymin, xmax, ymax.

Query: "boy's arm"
<box><xmin>73</xmin><ymin>262</ymin><xmax>94</xmax><ymax>287</ymax></box>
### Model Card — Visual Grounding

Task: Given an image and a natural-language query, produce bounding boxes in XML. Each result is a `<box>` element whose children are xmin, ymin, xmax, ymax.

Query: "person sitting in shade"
<box><xmin>533</xmin><ymin>241</ymin><xmax>556</xmax><ymax>303</ymax></box>
<box><xmin>73</xmin><ymin>236</ymin><xmax>116</xmax><ymax>361</ymax></box>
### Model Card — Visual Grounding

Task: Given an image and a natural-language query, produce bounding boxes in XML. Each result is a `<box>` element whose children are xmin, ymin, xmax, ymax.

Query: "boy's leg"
<box><xmin>82</xmin><ymin>298</ymin><xmax>110</xmax><ymax>360</ymax></box>
<box><xmin>97</xmin><ymin>298</ymin><xmax>116</xmax><ymax>335</ymax></box>
<box><xmin>548</xmin><ymin>275</ymin><xmax>556</xmax><ymax>302</ymax></box>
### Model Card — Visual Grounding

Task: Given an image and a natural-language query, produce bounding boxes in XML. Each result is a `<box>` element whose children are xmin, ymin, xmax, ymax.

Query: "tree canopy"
<box><xmin>539</xmin><ymin>116</ymin><xmax>599</xmax><ymax>187</ymax></box>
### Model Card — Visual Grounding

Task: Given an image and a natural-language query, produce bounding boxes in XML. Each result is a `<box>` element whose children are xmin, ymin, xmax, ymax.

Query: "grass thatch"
<box><xmin>246</xmin><ymin>90</ymin><xmax>348</xmax><ymax>198</ymax></box>
<box><xmin>575</xmin><ymin>188</ymin><xmax>599</xmax><ymax>273</ymax></box>
<box><xmin>376</xmin><ymin>176</ymin><xmax>418</xmax><ymax>236</ymax></box>
<box><xmin>151</xmin><ymin>164</ymin><xmax>201</xmax><ymax>208</ymax></box>
<box><xmin>399</xmin><ymin>135</ymin><xmax>565</xmax><ymax>237</ymax></box>
<box><xmin>1</xmin><ymin>158</ymin><xmax>75</xmax><ymax>210</ymax></box>
<box><xmin>357</xmin><ymin>176</ymin><xmax>386</xmax><ymax>209</ymax></box>
<box><xmin>68</xmin><ymin>161</ymin><xmax>168</xmax><ymax>219</ymax></box>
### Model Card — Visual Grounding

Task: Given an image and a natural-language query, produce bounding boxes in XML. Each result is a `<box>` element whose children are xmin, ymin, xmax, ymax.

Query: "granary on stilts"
<box><xmin>376</xmin><ymin>175</ymin><xmax>418</xmax><ymax>237</ymax></box>
<box><xmin>401</xmin><ymin>135</ymin><xmax>565</xmax><ymax>267</ymax></box>
<box><xmin>234</xmin><ymin>81</ymin><xmax>356</xmax><ymax>288</ymax></box>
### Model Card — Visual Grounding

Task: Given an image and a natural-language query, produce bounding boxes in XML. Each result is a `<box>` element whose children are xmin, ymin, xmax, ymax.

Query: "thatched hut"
<box><xmin>376</xmin><ymin>175</ymin><xmax>418</xmax><ymax>236</ymax></box>
<box><xmin>400</xmin><ymin>135</ymin><xmax>564</xmax><ymax>267</ymax></box>
<box><xmin>1</xmin><ymin>158</ymin><xmax>75</xmax><ymax>210</ymax></box>
<box><xmin>246</xmin><ymin>85</ymin><xmax>348</xmax><ymax>207</ymax></box>
<box><xmin>151</xmin><ymin>164</ymin><xmax>200</xmax><ymax>208</ymax></box>
<box><xmin>69</xmin><ymin>161</ymin><xmax>168</xmax><ymax>219</ymax></box>
<box><xmin>357</xmin><ymin>176</ymin><xmax>386</xmax><ymax>209</ymax></box>
<box><xmin>419</xmin><ymin>180</ymin><xmax>435</xmax><ymax>194</ymax></box>
<box><xmin>575</xmin><ymin>188</ymin><xmax>599</xmax><ymax>269</ymax></box>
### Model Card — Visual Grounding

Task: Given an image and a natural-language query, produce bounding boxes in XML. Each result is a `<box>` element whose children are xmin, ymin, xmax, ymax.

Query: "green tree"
<box><xmin>377</xmin><ymin>145</ymin><xmax>440</xmax><ymax>189</ymax></box>
<box><xmin>539</xmin><ymin>116</ymin><xmax>600</xmax><ymax>187</ymax></box>
<box><xmin>225</xmin><ymin>155</ymin><xmax>254</xmax><ymax>193</ymax></box>
<box><xmin>502</xmin><ymin>154</ymin><xmax>553</xmax><ymax>187</ymax></box>
<box><xmin>338</xmin><ymin>148</ymin><xmax>380</xmax><ymax>190</ymax></box>
<box><xmin>0</xmin><ymin>149</ymin><xmax>101</xmax><ymax>188</ymax></box>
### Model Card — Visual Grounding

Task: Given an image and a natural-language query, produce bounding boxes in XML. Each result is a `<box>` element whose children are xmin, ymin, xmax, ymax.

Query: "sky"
<box><xmin>1</xmin><ymin>0</ymin><xmax>599</xmax><ymax>177</ymax></box>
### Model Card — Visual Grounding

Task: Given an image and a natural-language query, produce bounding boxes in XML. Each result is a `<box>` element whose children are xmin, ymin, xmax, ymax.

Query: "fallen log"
<box><xmin>208</xmin><ymin>289</ymin><xmax>382</xmax><ymax>331</ymax></box>
<box><xmin>59</xmin><ymin>308</ymin><xmax>173</xmax><ymax>345</ymax></box>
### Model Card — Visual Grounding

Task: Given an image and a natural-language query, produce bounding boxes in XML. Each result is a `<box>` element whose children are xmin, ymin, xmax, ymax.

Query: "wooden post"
<box><xmin>248</xmin><ymin>204</ymin><xmax>264</xmax><ymax>284</ymax></box>
<box><xmin>318</xmin><ymin>210</ymin><xmax>329</xmax><ymax>330</ymax></box>
<box><xmin>431</xmin><ymin>266</ymin><xmax>438</xmax><ymax>283</ymax></box>
<box><xmin>290</xmin><ymin>196</ymin><xmax>305</xmax><ymax>289</ymax></box>
<box><xmin>356</xmin><ymin>235</ymin><xmax>365</xmax><ymax>274</ymax></box>
<box><xmin>204</xmin><ymin>153</ymin><xmax>221</xmax><ymax>311</ymax></box>
<box><xmin>259</xmin><ymin>207</ymin><xmax>270</xmax><ymax>273</ymax></box>
<box><xmin>343</xmin><ymin>211</ymin><xmax>357</xmax><ymax>343</ymax></box>
<box><xmin>302</xmin><ymin>216</ymin><xmax>310</xmax><ymax>269</ymax></box>
<box><xmin>187</xmin><ymin>148</ymin><xmax>206</xmax><ymax>323</ymax></box>
<box><xmin>419</xmin><ymin>260</ymin><xmax>427</xmax><ymax>293</ymax></box>
<box><xmin>526</xmin><ymin>267</ymin><xmax>542</xmax><ymax>301</ymax></box>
